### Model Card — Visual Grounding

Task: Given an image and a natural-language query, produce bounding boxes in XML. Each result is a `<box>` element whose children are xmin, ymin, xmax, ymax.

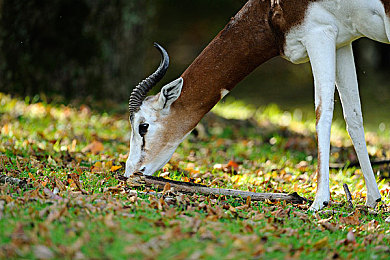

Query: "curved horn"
<box><xmin>129</xmin><ymin>42</ymin><xmax>169</xmax><ymax>118</ymax></box>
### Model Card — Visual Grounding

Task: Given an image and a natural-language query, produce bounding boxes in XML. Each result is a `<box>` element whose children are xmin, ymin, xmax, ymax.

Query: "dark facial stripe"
<box><xmin>141</xmin><ymin>136</ymin><xmax>146</xmax><ymax>150</ymax></box>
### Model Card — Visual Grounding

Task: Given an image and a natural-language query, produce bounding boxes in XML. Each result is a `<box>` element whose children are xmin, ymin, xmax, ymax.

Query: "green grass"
<box><xmin>0</xmin><ymin>92</ymin><xmax>389</xmax><ymax>259</ymax></box>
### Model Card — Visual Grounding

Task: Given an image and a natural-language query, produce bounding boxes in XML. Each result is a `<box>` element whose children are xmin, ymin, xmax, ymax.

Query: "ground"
<box><xmin>0</xmin><ymin>92</ymin><xmax>389</xmax><ymax>259</ymax></box>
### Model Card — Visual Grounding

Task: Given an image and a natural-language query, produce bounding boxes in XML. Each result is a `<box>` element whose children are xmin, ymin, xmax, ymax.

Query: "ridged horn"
<box><xmin>129</xmin><ymin>42</ymin><xmax>169</xmax><ymax>118</ymax></box>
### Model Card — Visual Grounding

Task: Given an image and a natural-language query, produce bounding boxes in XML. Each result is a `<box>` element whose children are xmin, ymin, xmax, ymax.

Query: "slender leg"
<box><xmin>335</xmin><ymin>44</ymin><xmax>381</xmax><ymax>208</ymax></box>
<box><xmin>304</xmin><ymin>27</ymin><xmax>338</xmax><ymax>211</ymax></box>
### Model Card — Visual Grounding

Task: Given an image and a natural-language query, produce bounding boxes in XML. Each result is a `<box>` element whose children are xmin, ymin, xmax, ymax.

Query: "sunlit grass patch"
<box><xmin>1</xmin><ymin>92</ymin><xmax>390</xmax><ymax>259</ymax></box>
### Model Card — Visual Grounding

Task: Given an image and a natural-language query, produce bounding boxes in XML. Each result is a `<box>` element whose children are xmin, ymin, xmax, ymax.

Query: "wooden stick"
<box><xmin>126</xmin><ymin>175</ymin><xmax>309</xmax><ymax>204</ymax></box>
<box><xmin>0</xmin><ymin>175</ymin><xmax>27</xmax><ymax>189</ymax></box>
<box><xmin>318</xmin><ymin>209</ymin><xmax>346</xmax><ymax>216</ymax></box>
<box><xmin>343</xmin><ymin>183</ymin><xmax>354</xmax><ymax>209</ymax></box>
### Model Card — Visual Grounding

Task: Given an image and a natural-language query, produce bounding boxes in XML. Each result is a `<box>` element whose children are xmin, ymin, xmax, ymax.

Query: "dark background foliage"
<box><xmin>0</xmin><ymin>0</ymin><xmax>151</xmax><ymax>101</ymax></box>
<box><xmin>0</xmin><ymin>0</ymin><xmax>389</xmax><ymax>111</ymax></box>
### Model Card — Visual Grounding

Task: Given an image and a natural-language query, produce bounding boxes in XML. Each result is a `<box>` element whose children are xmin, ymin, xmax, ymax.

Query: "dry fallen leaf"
<box><xmin>272</xmin><ymin>208</ymin><xmax>290</xmax><ymax>219</ymax></box>
<box><xmin>68</xmin><ymin>173</ymin><xmax>88</xmax><ymax>194</ymax></box>
<box><xmin>213</xmin><ymin>160</ymin><xmax>239</xmax><ymax>174</ymax></box>
<box><xmin>110</xmin><ymin>165</ymin><xmax>122</xmax><ymax>172</ymax></box>
<box><xmin>373</xmin><ymin>245</ymin><xmax>390</xmax><ymax>252</ymax></box>
<box><xmin>293</xmin><ymin>210</ymin><xmax>309</xmax><ymax>221</ymax></box>
<box><xmin>360</xmin><ymin>219</ymin><xmax>379</xmax><ymax>232</ymax></box>
<box><xmin>313</xmin><ymin>236</ymin><xmax>329</xmax><ymax>249</ymax></box>
<box><xmin>318</xmin><ymin>217</ymin><xmax>338</xmax><ymax>232</ymax></box>
<box><xmin>33</xmin><ymin>245</ymin><xmax>54</xmax><ymax>259</ymax></box>
<box><xmin>54</xmin><ymin>177</ymin><xmax>67</xmax><ymax>192</ymax></box>
<box><xmin>346</xmin><ymin>229</ymin><xmax>356</xmax><ymax>244</ymax></box>
<box><xmin>163</xmin><ymin>183</ymin><xmax>171</xmax><ymax>194</ymax></box>
<box><xmin>82</xmin><ymin>140</ymin><xmax>104</xmax><ymax>154</ymax></box>
<box><xmin>11</xmin><ymin>223</ymin><xmax>30</xmax><ymax>246</ymax></box>
<box><xmin>227</xmin><ymin>160</ymin><xmax>239</xmax><ymax>171</ymax></box>
<box><xmin>339</xmin><ymin>210</ymin><xmax>361</xmax><ymax>225</ymax></box>
<box><xmin>246</xmin><ymin>196</ymin><xmax>251</xmax><ymax>207</ymax></box>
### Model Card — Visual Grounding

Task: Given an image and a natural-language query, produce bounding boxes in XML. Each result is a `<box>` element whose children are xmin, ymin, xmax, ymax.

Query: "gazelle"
<box><xmin>125</xmin><ymin>0</ymin><xmax>390</xmax><ymax>210</ymax></box>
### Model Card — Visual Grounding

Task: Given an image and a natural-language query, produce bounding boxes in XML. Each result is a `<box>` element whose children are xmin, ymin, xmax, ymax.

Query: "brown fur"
<box><xmin>169</xmin><ymin>0</ymin><xmax>280</xmax><ymax>135</ymax></box>
<box><xmin>159</xmin><ymin>0</ymin><xmax>323</xmax><ymax>140</ymax></box>
<box><xmin>315</xmin><ymin>101</ymin><xmax>322</xmax><ymax>127</ymax></box>
<box><xmin>163</xmin><ymin>0</ymin><xmax>320</xmax><ymax>136</ymax></box>
<box><xmin>382</xmin><ymin>0</ymin><xmax>390</xmax><ymax>15</ymax></box>
<box><xmin>270</xmin><ymin>0</ymin><xmax>320</xmax><ymax>53</ymax></box>
<box><xmin>315</xmin><ymin>100</ymin><xmax>322</xmax><ymax>194</ymax></box>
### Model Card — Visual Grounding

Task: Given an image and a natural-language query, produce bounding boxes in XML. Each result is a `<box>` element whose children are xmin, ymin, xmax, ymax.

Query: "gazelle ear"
<box><xmin>157</xmin><ymin>77</ymin><xmax>183</xmax><ymax>112</ymax></box>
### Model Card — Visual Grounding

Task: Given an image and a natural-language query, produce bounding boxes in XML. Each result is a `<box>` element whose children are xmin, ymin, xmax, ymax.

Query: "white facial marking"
<box><xmin>125</xmin><ymin>78</ymin><xmax>186</xmax><ymax>177</ymax></box>
<box><xmin>125</xmin><ymin>100</ymin><xmax>157</xmax><ymax>177</ymax></box>
<box><xmin>124</xmin><ymin>0</ymin><xmax>390</xmax><ymax>212</ymax></box>
<box><xmin>220</xmin><ymin>89</ymin><xmax>229</xmax><ymax>99</ymax></box>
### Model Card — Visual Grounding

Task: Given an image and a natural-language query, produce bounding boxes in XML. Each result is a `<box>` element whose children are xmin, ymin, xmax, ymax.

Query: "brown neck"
<box><xmin>382</xmin><ymin>0</ymin><xmax>390</xmax><ymax>15</ymax></box>
<box><xmin>172</xmin><ymin>0</ymin><xmax>279</xmax><ymax>129</ymax></box>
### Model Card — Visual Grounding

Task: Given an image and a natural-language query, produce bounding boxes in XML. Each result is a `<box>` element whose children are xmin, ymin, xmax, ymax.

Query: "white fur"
<box><xmin>157</xmin><ymin>78</ymin><xmax>183</xmax><ymax>114</ymax></box>
<box><xmin>335</xmin><ymin>44</ymin><xmax>381</xmax><ymax>208</ymax></box>
<box><xmin>125</xmin><ymin>78</ymin><xmax>185</xmax><ymax>177</ymax></box>
<box><xmin>283</xmin><ymin>0</ymin><xmax>389</xmax><ymax>210</ymax></box>
<box><xmin>271</xmin><ymin>0</ymin><xmax>280</xmax><ymax>8</ymax></box>
<box><xmin>125</xmin><ymin>100</ymin><xmax>158</xmax><ymax>177</ymax></box>
<box><xmin>221</xmin><ymin>89</ymin><xmax>230</xmax><ymax>99</ymax></box>
<box><xmin>125</xmin><ymin>0</ymin><xmax>390</xmax><ymax>211</ymax></box>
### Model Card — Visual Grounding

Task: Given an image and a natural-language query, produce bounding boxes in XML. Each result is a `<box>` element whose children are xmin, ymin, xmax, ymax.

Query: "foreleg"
<box><xmin>304</xmin><ymin>26</ymin><xmax>338</xmax><ymax>211</ymax></box>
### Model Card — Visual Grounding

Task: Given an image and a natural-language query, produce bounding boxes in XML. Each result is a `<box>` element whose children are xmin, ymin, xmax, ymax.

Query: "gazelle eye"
<box><xmin>139</xmin><ymin>123</ymin><xmax>149</xmax><ymax>136</ymax></box>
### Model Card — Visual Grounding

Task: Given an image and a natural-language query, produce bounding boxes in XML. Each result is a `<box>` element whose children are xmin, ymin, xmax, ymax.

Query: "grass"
<box><xmin>0</xmin><ymin>92</ymin><xmax>389</xmax><ymax>259</ymax></box>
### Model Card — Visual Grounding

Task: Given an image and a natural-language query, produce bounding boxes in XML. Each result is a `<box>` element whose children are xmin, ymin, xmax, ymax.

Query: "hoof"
<box><xmin>309</xmin><ymin>200</ymin><xmax>329</xmax><ymax>212</ymax></box>
<box><xmin>366</xmin><ymin>195</ymin><xmax>381</xmax><ymax>209</ymax></box>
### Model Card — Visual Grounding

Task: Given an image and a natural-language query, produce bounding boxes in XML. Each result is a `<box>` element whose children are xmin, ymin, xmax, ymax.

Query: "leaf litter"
<box><xmin>0</xmin><ymin>93</ymin><xmax>390</xmax><ymax>259</ymax></box>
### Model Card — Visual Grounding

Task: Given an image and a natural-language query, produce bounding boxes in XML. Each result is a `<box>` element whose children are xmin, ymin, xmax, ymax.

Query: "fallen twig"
<box><xmin>326</xmin><ymin>201</ymin><xmax>344</xmax><ymax>207</ymax></box>
<box><xmin>126</xmin><ymin>175</ymin><xmax>309</xmax><ymax>204</ymax></box>
<box><xmin>343</xmin><ymin>183</ymin><xmax>354</xmax><ymax>209</ymax></box>
<box><xmin>0</xmin><ymin>175</ymin><xmax>27</xmax><ymax>189</ymax></box>
<box><xmin>330</xmin><ymin>159</ymin><xmax>390</xmax><ymax>169</ymax></box>
<box><xmin>318</xmin><ymin>209</ymin><xmax>346</xmax><ymax>216</ymax></box>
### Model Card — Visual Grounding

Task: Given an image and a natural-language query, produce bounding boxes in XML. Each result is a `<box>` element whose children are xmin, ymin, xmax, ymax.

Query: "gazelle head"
<box><xmin>125</xmin><ymin>43</ymin><xmax>190</xmax><ymax>177</ymax></box>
